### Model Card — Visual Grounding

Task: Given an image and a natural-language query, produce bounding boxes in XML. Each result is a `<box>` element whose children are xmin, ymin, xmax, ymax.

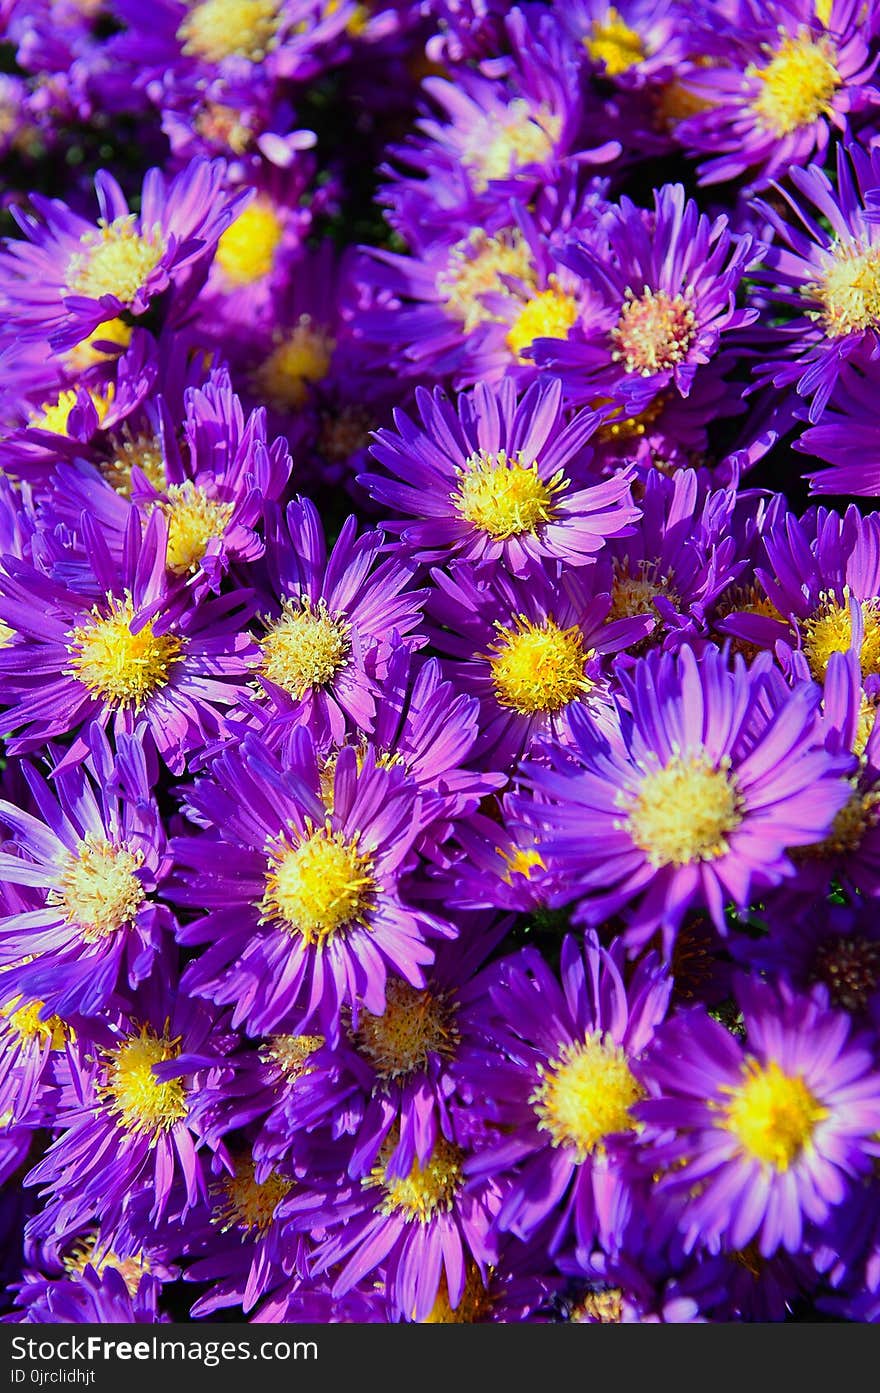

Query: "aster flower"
<box><xmin>456</xmin><ymin>933</ymin><xmax>672</xmax><ymax>1259</ymax></box>
<box><xmin>0</xmin><ymin>507</ymin><xmax>257</xmax><ymax>773</ymax></box>
<box><xmin>795</xmin><ymin>357</ymin><xmax>880</xmax><ymax>495</ymax></box>
<box><xmin>523</xmin><ymin>644</ymin><xmax>853</xmax><ymax>951</ymax></box>
<box><xmin>170</xmin><ymin>727</ymin><xmax>453</xmax><ymax>1040</ymax></box>
<box><xmin>558</xmin><ymin>0</ymin><xmax>696</xmax><ymax>88</ymax></box>
<box><xmin>0</xmin><ymin>157</ymin><xmax>247</xmax><ymax>352</ymax></box>
<box><xmin>637</xmin><ymin>977</ymin><xmax>880</xmax><ymax>1256</ymax></box>
<box><xmin>7</xmin><ymin>1264</ymin><xmax>165</xmax><ymax>1324</ymax></box>
<box><xmin>0</xmin><ymin>722</ymin><xmax>173</xmax><ymax>1017</ymax></box>
<box><xmin>426</xmin><ymin>556</ymin><xmax>650</xmax><ymax>770</ymax></box>
<box><xmin>362</xmin><ymin>376</ymin><xmax>639</xmax><ymax>575</ymax></box>
<box><xmin>530</xmin><ymin>182</ymin><xmax>760</xmax><ymax>411</ymax></box>
<box><xmin>250</xmin><ymin>495</ymin><xmax>425</xmax><ymax>744</ymax></box>
<box><xmin>0</xmin><ymin>968</ymin><xmax>70</xmax><ymax>1129</ymax></box>
<box><xmin>674</xmin><ymin>0</ymin><xmax>879</xmax><ymax>192</ymax></box>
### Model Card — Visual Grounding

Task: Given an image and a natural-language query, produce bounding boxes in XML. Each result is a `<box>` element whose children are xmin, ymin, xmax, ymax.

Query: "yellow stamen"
<box><xmin>800</xmin><ymin>590</ymin><xmax>880</xmax><ymax>682</ymax></box>
<box><xmin>66</xmin><ymin>216</ymin><xmax>166</xmax><ymax>304</ymax></box>
<box><xmin>531</xmin><ymin>1031</ymin><xmax>644</xmax><ymax>1163</ymax></box>
<box><xmin>796</xmin><ymin>780</ymin><xmax>880</xmax><ymax>858</ymax></box>
<box><xmin>608</xmin><ymin>559</ymin><xmax>680</xmax><ymax>626</ymax></box>
<box><xmin>810</xmin><ymin>241</ymin><xmax>880</xmax><ymax>339</ymax></box>
<box><xmin>261</xmin><ymin>820</ymin><xmax>375</xmax><ymax>946</ymax></box>
<box><xmin>749</xmin><ymin>30</ymin><xmax>840</xmax><ymax>136</ymax></box>
<box><xmin>215</xmin><ymin>199</ymin><xmax>284</xmax><ymax>286</ymax></box>
<box><xmin>63</xmin><ymin>1234</ymin><xmax>150</xmax><ymax>1296</ymax></box>
<box><xmin>215</xmin><ymin>1157</ymin><xmax>292</xmax><ymax>1233</ymax></box>
<box><xmin>451</xmin><ymin>449</ymin><xmax>564</xmax><ymax>539</ymax></box>
<box><xmin>584</xmin><ymin>8</ymin><xmax>646</xmax><ymax>74</ymax></box>
<box><xmin>506</xmin><ymin>285</ymin><xmax>579</xmax><ymax>360</ymax></box>
<box><xmin>67</xmin><ymin>318</ymin><xmax>133</xmax><ymax>373</ymax></box>
<box><xmin>260</xmin><ymin>1032</ymin><xmax>324</xmax><ymax>1079</ymax></box>
<box><xmin>369</xmin><ymin>1132</ymin><xmax>463</xmax><ymax>1224</ymax></box>
<box><xmin>499</xmin><ymin>845</ymin><xmax>545</xmax><ymax>883</ymax></box>
<box><xmin>488</xmin><ymin>615</ymin><xmax>592</xmax><ymax>715</ymax></box>
<box><xmin>611</xmin><ymin>288</ymin><xmax>696</xmax><ymax>376</ymax></box>
<box><xmin>422</xmin><ymin>1266</ymin><xmax>491</xmax><ymax>1323</ymax></box>
<box><xmin>352</xmin><ymin>978</ymin><xmax>459</xmax><ymax>1079</ymax></box>
<box><xmin>252</xmin><ymin>317</ymin><xmax>335</xmax><ymax>410</ymax></box>
<box><xmin>569</xmin><ymin>1288</ymin><xmax>624</xmax><ymax>1323</ymax></box>
<box><xmin>101</xmin><ymin>429</ymin><xmax>167</xmax><ymax>497</ymax></box>
<box><xmin>463</xmin><ymin>100</ymin><xmax>560</xmax><ymax>192</ymax></box>
<box><xmin>594</xmin><ymin>392</ymin><xmax>667</xmax><ymax>442</ymax></box>
<box><xmin>436</xmin><ymin>229</ymin><xmax>535</xmax><ymax>333</ymax></box>
<box><xmin>177</xmin><ymin>0</ymin><xmax>283</xmax><ymax>63</ymax></box>
<box><xmin>722</xmin><ymin>1057</ymin><xmax>827</xmax><ymax>1170</ymax></box>
<box><xmin>100</xmin><ymin>1026</ymin><xmax>188</xmax><ymax>1137</ymax></box>
<box><xmin>29</xmin><ymin>384</ymin><xmax>115</xmax><ymax>436</ymax></box>
<box><xmin>50</xmin><ymin>834</ymin><xmax>145</xmax><ymax>942</ymax></box>
<box><xmin>1</xmin><ymin>996</ymin><xmax>68</xmax><ymax>1049</ymax></box>
<box><xmin>621</xmin><ymin>753</ymin><xmax>742</xmax><ymax>867</ymax></box>
<box><xmin>66</xmin><ymin>592</ymin><xmax>184</xmax><ymax>711</ymax></box>
<box><xmin>259</xmin><ymin>596</ymin><xmax>350</xmax><ymax>698</ymax></box>
<box><xmin>158</xmin><ymin>482</ymin><xmax>235</xmax><ymax>575</ymax></box>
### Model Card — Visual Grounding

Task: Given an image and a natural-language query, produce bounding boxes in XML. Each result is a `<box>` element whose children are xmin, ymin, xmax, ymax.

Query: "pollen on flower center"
<box><xmin>51</xmin><ymin>834</ymin><xmax>145</xmax><ymax>942</ymax></box>
<box><xmin>252</xmin><ymin>316</ymin><xmax>335</xmax><ymax>410</ymax></box>
<box><xmin>100</xmin><ymin>1026</ymin><xmax>188</xmax><ymax>1137</ymax></box>
<box><xmin>623</xmin><ymin>753</ymin><xmax>743</xmax><ymax>866</ymax></box>
<box><xmin>569</xmin><ymin>1287</ymin><xmax>625</xmax><ymax>1323</ymax></box>
<box><xmin>611</xmin><ymin>287</ymin><xmax>697</xmax><ymax>376</ymax></box>
<box><xmin>371</xmin><ymin>1132</ymin><xmax>464</xmax><ymax>1223</ymax></box>
<box><xmin>159</xmin><ymin>482</ymin><xmax>235</xmax><ymax>574</ymax></box>
<box><xmin>66</xmin><ymin>592</ymin><xmax>184</xmax><ymax>711</ymax></box>
<box><xmin>451</xmin><ymin>449</ymin><xmax>564</xmax><ymax>539</ymax></box>
<box><xmin>67</xmin><ymin>317</ymin><xmax>133</xmax><ymax>373</ymax></box>
<box><xmin>29</xmin><ymin>384</ymin><xmax>115</xmax><ymax>437</ymax></box>
<box><xmin>722</xmin><ymin>1057</ymin><xmax>827</xmax><ymax>1170</ymax></box>
<box><xmin>463</xmin><ymin>100</ymin><xmax>561</xmax><ymax>192</ymax></box>
<box><xmin>352</xmin><ymin>978</ymin><xmax>459</xmax><ymax>1079</ymax></box>
<box><xmin>749</xmin><ymin>31</ymin><xmax>840</xmax><ymax>136</ymax></box>
<box><xmin>437</xmin><ymin>229</ymin><xmax>535</xmax><ymax>333</ymax></box>
<box><xmin>177</xmin><ymin>0</ymin><xmax>282</xmax><ymax>63</ymax></box>
<box><xmin>531</xmin><ymin>1031</ymin><xmax>645</xmax><ymax>1163</ymax></box>
<box><xmin>797</xmin><ymin>781</ymin><xmax>880</xmax><ymax>859</ymax></box>
<box><xmin>261</xmin><ymin>822</ymin><xmax>376</xmax><ymax>946</ymax></box>
<box><xmin>608</xmin><ymin>559</ymin><xmax>681</xmax><ymax>624</ymax></box>
<box><xmin>499</xmin><ymin>845</ymin><xmax>546</xmax><ymax>883</ymax></box>
<box><xmin>811</xmin><ymin>241</ymin><xmax>880</xmax><ymax>338</ymax></box>
<box><xmin>800</xmin><ymin>590</ymin><xmax>880</xmax><ymax>681</ymax></box>
<box><xmin>488</xmin><ymin>615</ymin><xmax>592</xmax><ymax>714</ymax></box>
<box><xmin>63</xmin><ymin>1233</ymin><xmax>150</xmax><ymax>1297</ymax></box>
<box><xmin>423</xmin><ymin>1266</ymin><xmax>491</xmax><ymax>1324</ymax></box>
<box><xmin>584</xmin><ymin>7</ymin><xmax>646</xmax><ymax>74</ymax></box>
<box><xmin>259</xmin><ymin>596</ymin><xmax>351</xmax><ymax>697</ymax></box>
<box><xmin>1</xmin><ymin>996</ymin><xmax>68</xmax><ymax>1049</ymax></box>
<box><xmin>215</xmin><ymin>199</ymin><xmax>284</xmax><ymax>285</ymax></box>
<box><xmin>260</xmin><ymin>1032</ymin><xmax>325</xmax><ymax>1079</ymax></box>
<box><xmin>215</xmin><ymin>1158</ymin><xmax>293</xmax><ymax>1233</ymax></box>
<box><xmin>66</xmin><ymin>216</ymin><xmax>166</xmax><ymax>305</ymax></box>
<box><xmin>101</xmin><ymin>428</ymin><xmax>168</xmax><ymax>497</ymax></box>
<box><xmin>506</xmin><ymin>284</ymin><xmax>579</xmax><ymax>360</ymax></box>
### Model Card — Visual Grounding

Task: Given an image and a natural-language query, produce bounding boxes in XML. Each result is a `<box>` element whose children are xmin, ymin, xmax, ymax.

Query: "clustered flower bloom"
<box><xmin>1</xmin><ymin>0</ymin><xmax>879</xmax><ymax>1330</ymax></box>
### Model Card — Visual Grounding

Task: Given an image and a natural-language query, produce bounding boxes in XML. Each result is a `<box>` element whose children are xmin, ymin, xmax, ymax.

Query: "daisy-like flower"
<box><xmin>637</xmin><ymin>977</ymin><xmax>880</xmax><ymax>1256</ymax></box>
<box><xmin>523</xmin><ymin>644</ymin><xmax>853</xmax><ymax>952</ymax></box>
<box><xmin>426</xmin><ymin>556</ymin><xmax>650</xmax><ymax>770</ymax></box>
<box><xmin>674</xmin><ymin>0</ymin><xmax>879</xmax><ymax>192</ymax></box>
<box><xmin>0</xmin><ymin>722</ymin><xmax>172</xmax><ymax>1017</ymax></box>
<box><xmin>456</xmin><ymin>933</ymin><xmax>672</xmax><ymax>1259</ymax></box>
<box><xmin>0</xmin><ymin>965</ymin><xmax>71</xmax><ymax>1129</ymax></box>
<box><xmin>559</xmin><ymin>0</ymin><xmax>696</xmax><ymax>87</ymax></box>
<box><xmin>169</xmin><ymin>728</ymin><xmax>454</xmax><ymax>1040</ymax></box>
<box><xmin>361</xmin><ymin>376</ymin><xmax>638</xmax><ymax>575</ymax></box>
<box><xmin>24</xmin><ymin>977</ymin><xmax>236</xmax><ymax>1233</ymax></box>
<box><xmin>7</xmin><ymin>1263</ymin><xmax>165</xmax><ymax>1324</ymax></box>
<box><xmin>753</xmin><ymin>141</ymin><xmax>880</xmax><ymax>421</ymax></box>
<box><xmin>530</xmin><ymin>182</ymin><xmax>760</xmax><ymax>412</ymax></box>
<box><xmin>0</xmin><ymin>508</ymin><xmax>257</xmax><ymax>773</ymax></box>
<box><xmin>251</xmin><ymin>496</ymin><xmax>425</xmax><ymax>744</ymax></box>
<box><xmin>0</xmin><ymin>157</ymin><xmax>247</xmax><ymax>352</ymax></box>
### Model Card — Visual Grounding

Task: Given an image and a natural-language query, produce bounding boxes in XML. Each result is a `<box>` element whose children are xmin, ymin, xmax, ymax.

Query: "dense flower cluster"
<box><xmin>1</xmin><ymin>0</ymin><xmax>880</xmax><ymax>1327</ymax></box>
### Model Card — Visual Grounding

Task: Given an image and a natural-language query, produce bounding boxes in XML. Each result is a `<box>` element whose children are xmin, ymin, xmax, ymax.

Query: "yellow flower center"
<box><xmin>29</xmin><ymin>384</ymin><xmax>115</xmax><ymax>436</ymax></box>
<box><xmin>811</xmin><ymin>241</ymin><xmax>880</xmax><ymax>339</ymax></box>
<box><xmin>855</xmin><ymin>692</ymin><xmax>879</xmax><ymax>760</ymax></box>
<box><xmin>352</xmin><ymin>978</ymin><xmax>459</xmax><ymax>1079</ymax></box>
<box><xmin>158</xmin><ymin>482</ymin><xmax>235</xmax><ymax>574</ymax></box>
<box><xmin>505</xmin><ymin>285</ymin><xmax>579</xmax><ymax>360</ymax></box>
<box><xmin>252</xmin><ymin>317</ymin><xmax>335</xmax><ymax>410</ymax></box>
<box><xmin>0</xmin><ymin>621</ymin><xmax>14</xmax><ymax>649</ymax></box>
<box><xmin>100</xmin><ymin>1026</ymin><xmax>188</xmax><ymax>1137</ymax></box>
<box><xmin>608</xmin><ymin>559</ymin><xmax>681</xmax><ymax>625</ymax></box>
<box><xmin>451</xmin><ymin>449</ymin><xmax>564</xmax><ymax>539</ymax></box>
<box><xmin>63</xmin><ymin>1234</ymin><xmax>150</xmax><ymax>1297</ymax></box>
<box><xmin>67</xmin><ymin>317</ymin><xmax>133</xmax><ymax>373</ymax></box>
<box><xmin>594</xmin><ymin>392</ymin><xmax>668</xmax><ymax>442</ymax></box>
<box><xmin>370</xmin><ymin>1133</ymin><xmax>463</xmax><ymax>1223</ymax></box>
<box><xmin>66</xmin><ymin>593</ymin><xmax>184</xmax><ymax>711</ymax></box>
<box><xmin>722</xmin><ymin>1058</ymin><xmax>827</xmax><ymax>1171</ymax></box>
<box><xmin>570</xmin><ymin>1288</ymin><xmax>625</xmax><ymax>1323</ymax></box>
<box><xmin>1</xmin><ymin>996</ymin><xmax>68</xmax><ymax>1049</ymax></box>
<box><xmin>177</xmin><ymin>0</ymin><xmax>282</xmax><ymax>62</ymax></box>
<box><xmin>584</xmin><ymin>7</ymin><xmax>646</xmax><ymax>74</ymax></box>
<box><xmin>463</xmin><ymin>100</ymin><xmax>560</xmax><ymax>192</ymax></box>
<box><xmin>499</xmin><ymin>845</ymin><xmax>546</xmax><ymax>883</ymax></box>
<box><xmin>50</xmin><ymin>834</ymin><xmax>145</xmax><ymax>942</ymax></box>
<box><xmin>611</xmin><ymin>288</ymin><xmax>697</xmax><ymax>376</ymax></box>
<box><xmin>261</xmin><ymin>822</ymin><xmax>375</xmax><ymax>946</ymax></box>
<box><xmin>215</xmin><ymin>199</ymin><xmax>284</xmax><ymax>286</ymax></box>
<box><xmin>259</xmin><ymin>597</ymin><xmax>350</xmax><ymax>697</ymax></box>
<box><xmin>260</xmin><ymin>1032</ymin><xmax>325</xmax><ymax>1079</ymax></box>
<box><xmin>797</xmin><ymin>780</ymin><xmax>880</xmax><ymax>858</ymax></box>
<box><xmin>215</xmin><ymin>1158</ymin><xmax>292</xmax><ymax>1233</ymax></box>
<box><xmin>436</xmin><ymin>229</ymin><xmax>535</xmax><ymax>334</ymax></box>
<box><xmin>749</xmin><ymin>31</ymin><xmax>840</xmax><ymax>136</ymax></box>
<box><xmin>488</xmin><ymin>616</ymin><xmax>591</xmax><ymax>715</ymax></box>
<box><xmin>423</xmin><ymin>1266</ymin><xmax>492</xmax><ymax>1323</ymax></box>
<box><xmin>623</xmin><ymin>754</ymin><xmax>743</xmax><ymax>867</ymax></box>
<box><xmin>531</xmin><ymin>1031</ymin><xmax>645</xmax><ymax>1163</ymax></box>
<box><xmin>800</xmin><ymin>590</ymin><xmax>880</xmax><ymax>681</ymax></box>
<box><xmin>66</xmin><ymin>216</ymin><xmax>166</xmax><ymax>305</ymax></box>
<box><xmin>101</xmin><ymin>429</ymin><xmax>167</xmax><ymax>497</ymax></box>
